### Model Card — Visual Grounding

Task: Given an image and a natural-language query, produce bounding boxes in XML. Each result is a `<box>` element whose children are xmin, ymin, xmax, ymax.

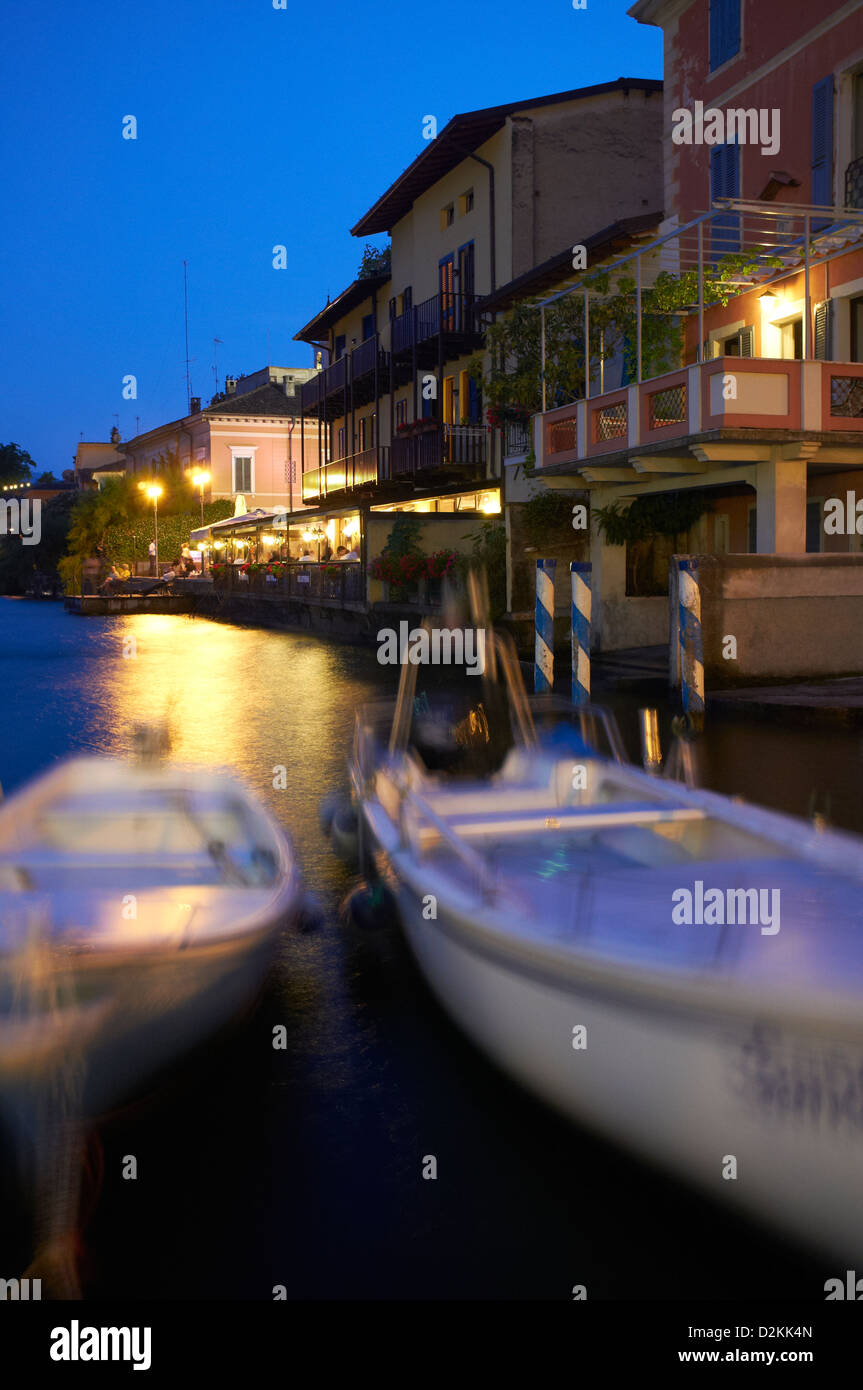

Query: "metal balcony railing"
<box><xmin>301</xmin><ymin>447</ymin><xmax>385</xmax><ymax>501</ymax></box>
<box><xmin>536</xmin><ymin>198</ymin><xmax>863</xmax><ymax>397</ymax></box>
<box><xmin>846</xmin><ymin>155</ymin><xmax>863</xmax><ymax>211</ymax></box>
<box><xmin>503</xmin><ymin>420</ymin><xmax>532</xmax><ymax>456</ymax></box>
<box><xmin>215</xmin><ymin>562</ymin><xmax>365</xmax><ymax>603</ymax></box>
<box><xmin>391</xmin><ymin>292</ymin><xmax>478</xmax><ymax>354</ymax></box>
<box><xmin>390</xmin><ymin>424</ymin><xmax>487</xmax><ymax>476</ymax></box>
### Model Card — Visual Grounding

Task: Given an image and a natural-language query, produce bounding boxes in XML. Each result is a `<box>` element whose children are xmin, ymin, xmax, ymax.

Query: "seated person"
<box><xmin>334</xmin><ymin>545</ymin><xmax>349</xmax><ymax>560</ymax></box>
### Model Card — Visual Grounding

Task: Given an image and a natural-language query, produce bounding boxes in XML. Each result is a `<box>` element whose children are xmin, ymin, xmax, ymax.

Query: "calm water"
<box><xmin>1</xmin><ymin>596</ymin><xmax>859</xmax><ymax>1300</ymax></box>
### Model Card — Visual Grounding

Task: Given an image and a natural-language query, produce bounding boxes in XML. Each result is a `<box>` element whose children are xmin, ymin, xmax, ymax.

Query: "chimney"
<box><xmin>190</xmin><ymin>396</ymin><xmax>201</xmax><ymax>414</ymax></box>
<box><xmin>225</xmin><ymin>377</ymin><xmax>238</xmax><ymax>396</ymax></box>
<box><xmin>110</xmin><ymin>426</ymin><xmax>121</xmax><ymax>444</ymax></box>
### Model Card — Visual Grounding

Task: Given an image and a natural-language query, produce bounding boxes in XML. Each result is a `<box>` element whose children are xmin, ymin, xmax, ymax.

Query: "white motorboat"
<box><xmin>0</xmin><ymin>744</ymin><xmax>300</xmax><ymax>1118</ymax></box>
<box><xmin>350</xmin><ymin>631</ymin><xmax>863</xmax><ymax>1261</ymax></box>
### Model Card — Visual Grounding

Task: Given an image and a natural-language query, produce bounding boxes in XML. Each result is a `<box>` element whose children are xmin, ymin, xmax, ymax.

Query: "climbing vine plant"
<box><xmin>469</xmin><ymin>247</ymin><xmax>785</xmax><ymax>417</ymax></box>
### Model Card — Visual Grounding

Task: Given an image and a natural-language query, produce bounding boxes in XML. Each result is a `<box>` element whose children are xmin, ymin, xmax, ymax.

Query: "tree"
<box><xmin>0</xmin><ymin>442</ymin><xmax>36</xmax><ymax>484</ymax></box>
<box><xmin>0</xmin><ymin>492</ymin><xmax>77</xmax><ymax>594</ymax></box>
<box><xmin>34</xmin><ymin>471</ymin><xmax>62</xmax><ymax>487</ymax></box>
<box><xmin>358</xmin><ymin>242</ymin><xmax>391</xmax><ymax>279</ymax></box>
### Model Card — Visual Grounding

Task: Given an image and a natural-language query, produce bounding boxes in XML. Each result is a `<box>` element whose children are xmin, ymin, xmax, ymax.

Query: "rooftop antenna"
<box><xmin>136</xmin><ymin>415</ymin><xmax>141</xmax><ymax>434</ymax></box>
<box><xmin>213</xmin><ymin>337</ymin><xmax>223</xmax><ymax>389</ymax></box>
<box><xmin>267</xmin><ymin>329</ymin><xmax>271</xmax><ymax>367</ymax></box>
<box><xmin>183</xmin><ymin>260</ymin><xmax>192</xmax><ymax>409</ymax></box>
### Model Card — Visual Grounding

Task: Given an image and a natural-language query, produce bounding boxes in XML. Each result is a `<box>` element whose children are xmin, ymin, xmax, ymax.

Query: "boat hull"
<box><xmin>396</xmin><ymin>884</ymin><xmax>863</xmax><ymax>1264</ymax></box>
<box><xmin>0</xmin><ymin>916</ymin><xmax>289</xmax><ymax>1128</ymax></box>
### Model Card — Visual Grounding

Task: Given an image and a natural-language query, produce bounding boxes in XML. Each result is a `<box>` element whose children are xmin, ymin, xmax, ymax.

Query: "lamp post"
<box><xmin>189</xmin><ymin>469</ymin><xmax>210</xmax><ymax>527</ymax></box>
<box><xmin>189</xmin><ymin>469</ymin><xmax>211</xmax><ymax>573</ymax></box>
<box><xmin>141</xmin><ymin>482</ymin><xmax>163</xmax><ymax>575</ymax></box>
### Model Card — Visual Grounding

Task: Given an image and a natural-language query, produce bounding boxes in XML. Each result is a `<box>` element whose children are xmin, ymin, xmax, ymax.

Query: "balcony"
<box><xmin>846</xmin><ymin>155</ymin><xmax>863</xmax><ymax>211</ymax></box>
<box><xmin>390</xmin><ymin>423</ymin><xmax>487</xmax><ymax>477</ymax></box>
<box><xmin>539</xmin><ymin>360</ymin><xmax>863</xmax><ymax>471</ymax></box>
<box><xmin>390</xmin><ymin>292</ymin><xmax>481</xmax><ymax>382</ymax></box>
<box><xmin>301</xmin><ymin>446</ymin><xmax>387</xmax><ymax>502</ymax></box>
<box><xmin>298</xmin><ymin>336</ymin><xmax>389</xmax><ymax>417</ymax></box>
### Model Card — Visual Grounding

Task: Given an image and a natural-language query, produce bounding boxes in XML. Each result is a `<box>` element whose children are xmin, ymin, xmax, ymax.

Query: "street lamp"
<box><xmin>140</xmin><ymin>482</ymin><xmax>163</xmax><ymax>574</ymax></box>
<box><xmin>189</xmin><ymin>469</ymin><xmax>210</xmax><ymax>526</ymax></box>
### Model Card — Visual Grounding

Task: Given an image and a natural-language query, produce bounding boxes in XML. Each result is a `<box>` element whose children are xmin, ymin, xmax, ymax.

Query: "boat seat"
<box><xmin>416</xmin><ymin>802</ymin><xmax>705</xmax><ymax>841</ymax></box>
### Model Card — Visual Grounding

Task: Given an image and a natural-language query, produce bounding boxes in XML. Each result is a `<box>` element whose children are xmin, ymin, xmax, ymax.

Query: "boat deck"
<box><xmin>421</xmin><ymin>827</ymin><xmax>863</xmax><ymax>993</ymax></box>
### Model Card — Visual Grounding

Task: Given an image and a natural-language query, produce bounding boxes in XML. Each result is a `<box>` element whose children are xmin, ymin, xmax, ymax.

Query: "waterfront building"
<box><xmin>73</xmin><ymin>431</ymin><xmax>127</xmax><ymax>489</ymax></box>
<box><xmin>293</xmin><ymin>79</ymin><xmax>664</xmax><ymax>561</ymax></box>
<box><xmin>530</xmin><ymin>0</ymin><xmax>863</xmax><ymax>655</ymax></box>
<box><xmin>119</xmin><ymin>373</ymin><xmax>321</xmax><ymax>514</ymax></box>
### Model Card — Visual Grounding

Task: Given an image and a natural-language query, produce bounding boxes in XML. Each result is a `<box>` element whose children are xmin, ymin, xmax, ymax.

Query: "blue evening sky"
<box><xmin>0</xmin><ymin>0</ymin><xmax>661</xmax><ymax>474</ymax></box>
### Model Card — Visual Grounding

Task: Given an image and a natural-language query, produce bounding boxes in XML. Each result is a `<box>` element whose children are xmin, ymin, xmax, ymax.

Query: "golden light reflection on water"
<box><xmin>89</xmin><ymin>614</ymin><xmax>384</xmax><ymax>874</ymax></box>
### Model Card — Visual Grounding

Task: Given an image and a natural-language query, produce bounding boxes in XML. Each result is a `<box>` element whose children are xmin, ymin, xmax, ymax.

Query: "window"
<box><xmin>358</xmin><ymin>415</ymin><xmax>376</xmax><ymax>451</ymax></box>
<box><xmin>232</xmin><ymin>454</ymin><xmax>253</xmax><ymax>493</ymax></box>
<box><xmin>747</xmin><ymin>506</ymin><xmax>757</xmax><ymax>554</ymax></box>
<box><xmin>709</xmin><ymin>0</ymin><xmax>740</xmax><ymax>73</ymax></box>
<box><xmin>458</xmin><ymin>189</ymin><xmax>474</xmax><ymax>216</ymax></box>
<box><xmin>337</xmin><ymin>426</ymin><xmax>346</xmax><ymax>458</ymax></box>
<box><xmin>395</xmin><ymin>399</ymin><xmax>408</xmax><ymax>428</ymax></box>
<box><xmin>361</xmin><ymin>313</ymin><xmax>374</xmax><ymax>342</ymax></box>
<box><xmin>439</xmin><ymin>255</ymin><xmax>455</xmax><ymax>330</ymax></box>
<box><xmin>335</xmin><ymin>334</ymin><xmax>346</xmax><ymax>359</ymax></box>
<box><xmin>443</xmin><ymin>375</ymin><xmax>455</xmax><ymax>426</ymax></box>
<box><xmin>811</xmin><ymin>75</ymin><xmax>835</xmax><ymax>209</ymax></box>
<box><xmin>780</xmin><ymin>318</ymin><xmax>803</xmax><ymax>360</ymax></box>
<box><xmin>388</xmin><ymin>296</ymin><xmax>397</xmax><ymax>319</ymax></box>
<box><xmin>402</xmin><ymin>286</ymin><xmax>412</xmax><ymax>313</ymax></box>
<box><xmin>440</xmin><ymin>203</ymin><xmax>455</xmax><ymax>230</ymax></box>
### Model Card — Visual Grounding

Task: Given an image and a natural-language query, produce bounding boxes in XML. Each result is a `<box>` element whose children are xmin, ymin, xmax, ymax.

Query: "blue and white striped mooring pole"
<box><xmin>534</xmin><ymin>558</ymin><xmax>556</xmax><ymax>693</ymax></box>
<box><xmin>678</xmin><ymin>558</ymin><xmax>705</xmax><ymax>733</ymax></box>
<box><xmin>570</xmin><ymin>561</ymin><xmax>591</xmax><ymax>707</ymax></box>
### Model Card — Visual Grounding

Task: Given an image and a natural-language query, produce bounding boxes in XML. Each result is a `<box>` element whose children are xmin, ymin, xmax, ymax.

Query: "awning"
<box><xmin>190</xmin><ymin>508</ymin><xmax>287</xmax><ymax>543</ymax></box>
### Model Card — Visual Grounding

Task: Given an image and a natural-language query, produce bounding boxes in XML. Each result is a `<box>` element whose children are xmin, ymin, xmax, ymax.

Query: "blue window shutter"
<box><xmin>710</xmin><ymin>0</ymin><xmax>740</xmax><ymax>72</ymax></box>
<box><xmin>468</xmin><ymin>376</ymin><xmax>480</xmax><ymax>424</ymax></box>
<box><xmin>726</xmin><ymin>0</ymin><xmax>740</xmax><ymax>65</ymax></box>
<box><xmin>811</xmin><ymin>75</ymin><xmax>835</xmax><ymax>208</ymax></box>
<box><xmin>711</xmin><ymin>142</ymin><xmax>740</xmax><ymax>257</ymax></box>
<box><xmin>709</xmin><ymin>0</ymin><xmax>722</xmax><ymax>70</ymax></box>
